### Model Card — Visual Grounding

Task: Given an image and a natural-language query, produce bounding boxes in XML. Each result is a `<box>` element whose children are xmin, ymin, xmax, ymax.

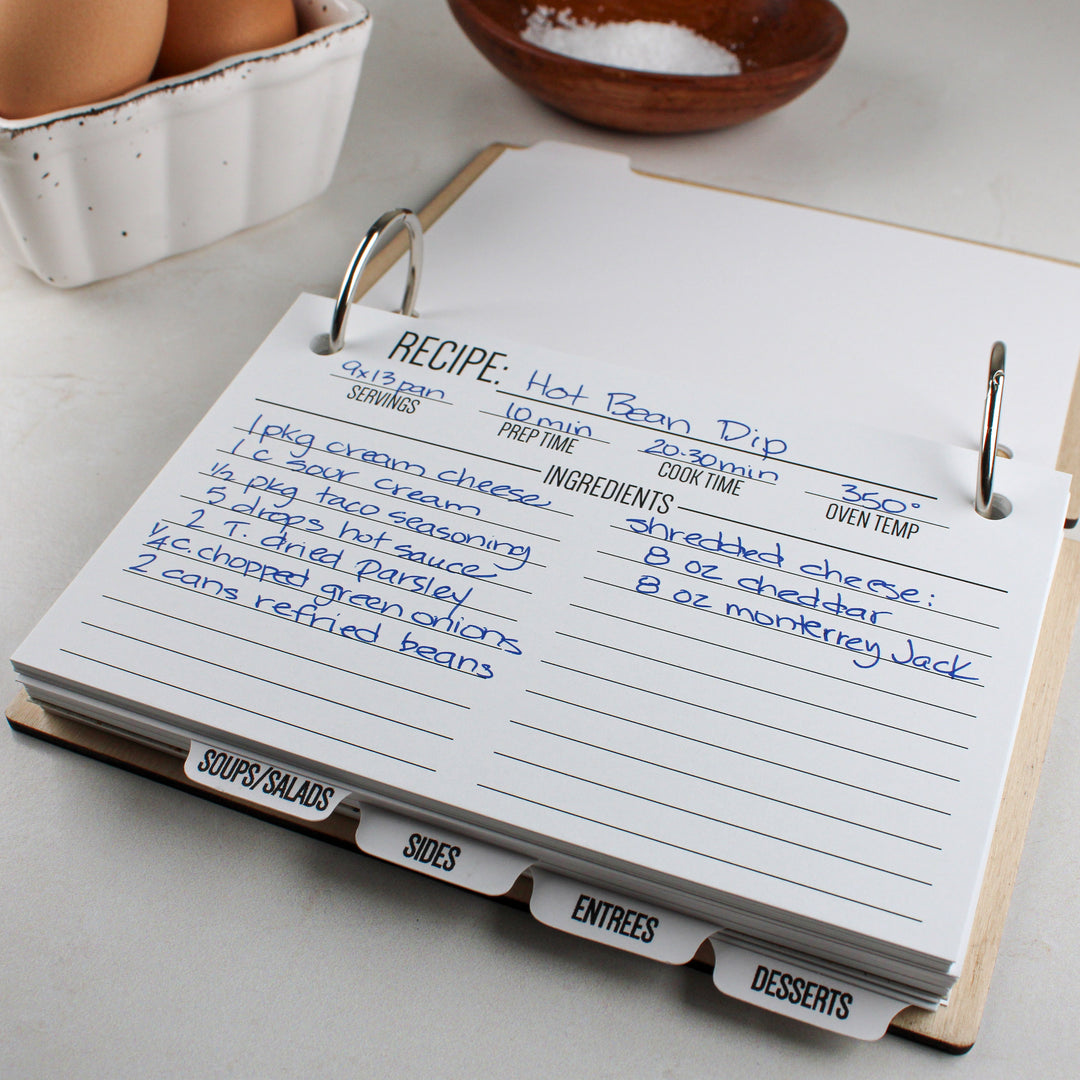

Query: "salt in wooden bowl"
<box><xmin>447</xmin><ymin>0</ymin><xmax>848</xmax><ymax>133</ymax></box>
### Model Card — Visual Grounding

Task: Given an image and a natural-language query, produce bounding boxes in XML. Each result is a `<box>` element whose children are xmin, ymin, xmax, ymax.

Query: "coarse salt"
<box><xmin>520</xmin><ymin>7</ymin><xmax>741</xmax><ymax>76</ymax></box>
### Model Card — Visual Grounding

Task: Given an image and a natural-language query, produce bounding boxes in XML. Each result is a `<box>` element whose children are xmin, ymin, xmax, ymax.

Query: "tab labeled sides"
<box><xmin>355</xmin><ymin>805</ymin><xmax>533</xmax><ymax>896</ymax></box>
<box><xmin>711</xmin><ymin>939</ymin><xmax>908</xmax><ymax>1040</ymax></box>
<box><xmin>184</xmin><ymin>741</ymin><xmax>350</xmax><ymax>822</ymax></box>
<box><xmin>529</xmin><ymin>869</ymin><xmax>717</xmax><ymax>965</ymax></box>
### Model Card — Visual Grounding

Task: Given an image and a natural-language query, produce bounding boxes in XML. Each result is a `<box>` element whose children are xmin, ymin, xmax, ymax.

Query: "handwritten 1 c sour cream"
<box><xmin>520</xmin><ymin>7</ymin><xmax>742</xmax><ymax>76</ymax></box>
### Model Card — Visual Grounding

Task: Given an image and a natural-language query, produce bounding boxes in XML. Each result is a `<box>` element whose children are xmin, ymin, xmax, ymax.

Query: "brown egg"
<box><xmin>154</xmin><ymin>0</ymin><xmax>299</xmax><ymax>79</ymax></box>
<box><xmin>0</xmin><ymin>0</ymin><xmax>167</xmax><ymax>119</ymax></box>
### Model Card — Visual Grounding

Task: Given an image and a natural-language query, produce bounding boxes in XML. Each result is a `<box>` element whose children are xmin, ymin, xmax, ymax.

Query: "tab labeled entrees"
<box><xmin>528</xmin><ymin>869</ymin><xmax>717</xmax><ymax>964</ymax></box>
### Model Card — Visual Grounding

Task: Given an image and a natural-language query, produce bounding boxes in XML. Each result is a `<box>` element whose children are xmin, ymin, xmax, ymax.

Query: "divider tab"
<box><xmin>528</xmin><ymin>869</ymin><xmax>718</xmax><ymax>965</ymax></box>
<box><xmin>711</xmin><ymin>939</ymin><xmax>908</xmax><ymax>1040</ymax></box>
<box><xmin>183</xmin><ymin>740</ymin><xmax>349</xmax><ymax>822</ymax></box>
<box><xmin>355</xmin><ymin>805</ymin><xmax>533</xmax><ymax>895</ymax></box>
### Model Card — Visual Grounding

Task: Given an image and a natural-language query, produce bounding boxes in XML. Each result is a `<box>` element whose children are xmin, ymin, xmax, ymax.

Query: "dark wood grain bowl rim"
<box><xmin>449</xmin><ymin>0</ymin><xmax>848</xmax><ymax>85</ymax></box>
<box><xmin>447</xmin><ymin>0</ymin><xmax>848</xmax><ymax>131</ymax></box>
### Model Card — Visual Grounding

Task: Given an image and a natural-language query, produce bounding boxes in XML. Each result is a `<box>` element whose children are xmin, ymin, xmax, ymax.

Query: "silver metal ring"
<box><xmin>321</xmin><ymin>209</ymin><xmax>423</xmax><ymax>355</ymax></box>
<box><xmin>975</xmin><ymin>341</ymin><xmax>1009</xmax><ymax>519</ymax></box>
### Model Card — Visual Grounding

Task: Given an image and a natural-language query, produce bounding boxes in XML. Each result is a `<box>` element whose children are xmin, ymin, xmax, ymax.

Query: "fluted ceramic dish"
<box><xmin>0</xmin><ymin>0</ymin><xmax>372</xmax><ymax>287</ymax></box>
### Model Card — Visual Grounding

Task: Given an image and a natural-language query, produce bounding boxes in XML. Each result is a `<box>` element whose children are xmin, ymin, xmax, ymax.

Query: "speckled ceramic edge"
<box><xmin>0</xmin><ymin>0</ymin><xmax>372</xmax><ymax>286</ymax></box>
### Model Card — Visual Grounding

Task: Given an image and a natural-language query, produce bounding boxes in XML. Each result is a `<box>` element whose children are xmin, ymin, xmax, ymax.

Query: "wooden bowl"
<box><xmin>447</xmin><ymin>0</ymin><xmax>848</xmax><ymax>133</ymax></box>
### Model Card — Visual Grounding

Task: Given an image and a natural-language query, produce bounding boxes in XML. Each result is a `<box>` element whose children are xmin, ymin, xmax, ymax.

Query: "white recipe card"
<box><xmin>13</xmin><ymin>294</ymin><xmax>1069</xmax><ymax>974</ymax></box>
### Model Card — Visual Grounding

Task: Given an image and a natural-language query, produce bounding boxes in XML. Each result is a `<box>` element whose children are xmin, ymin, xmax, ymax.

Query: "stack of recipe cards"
<box><xmin>11</xmin><ymin>293</ymin><xmax>1070</xmax><ymax>1039</ymax></box>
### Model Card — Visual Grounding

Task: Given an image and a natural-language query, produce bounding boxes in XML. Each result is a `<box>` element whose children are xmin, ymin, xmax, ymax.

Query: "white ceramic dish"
<box><xmin>0</xmin><ymin>0</ymin><xmax>372</xmax><ymax>287</ymax></box>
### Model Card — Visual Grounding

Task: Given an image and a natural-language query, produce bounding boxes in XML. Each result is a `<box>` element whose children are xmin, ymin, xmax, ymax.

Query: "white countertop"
<box><xmin>3</xmin><ymin>2</ymin><xmax>1079</xmax><ymax>1076</ymax></box>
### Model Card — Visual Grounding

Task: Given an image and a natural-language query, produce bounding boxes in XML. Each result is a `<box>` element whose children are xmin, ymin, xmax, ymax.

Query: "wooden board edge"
<box><xmin>888</xmin><ymin>537</ymin><xmax>1080</xmax><ymax>1049</ymax></box>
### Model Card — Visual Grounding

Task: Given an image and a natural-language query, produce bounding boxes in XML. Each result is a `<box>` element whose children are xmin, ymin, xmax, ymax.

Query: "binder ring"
<box><xmin>313</xmin><ymin>208</ymin><xmax>423</xmax><ymax>355</ymax></box>
<box><xmin>976</xmin><ymin>341</ymin><xmax>1011</xmax><ymax>519</ymax></box>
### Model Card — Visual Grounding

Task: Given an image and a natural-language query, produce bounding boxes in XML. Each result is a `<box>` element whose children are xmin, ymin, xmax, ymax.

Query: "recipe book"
<box><xmin>9</xmin><ymin>290</ymin><xmax>1073</xmax><ymax>1036</ymax></box>
<box><xmin>10</xmin><ymin>143</ymin><xmax>1080</xmax><ymax>1048</ymax></box>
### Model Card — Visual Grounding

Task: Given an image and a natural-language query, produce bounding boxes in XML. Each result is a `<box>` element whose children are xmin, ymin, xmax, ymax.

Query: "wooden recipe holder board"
<box><xmin>9</xmin><ymin>145</ymin><xmax>1080</xmax><ymax>1052</ymax></box>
